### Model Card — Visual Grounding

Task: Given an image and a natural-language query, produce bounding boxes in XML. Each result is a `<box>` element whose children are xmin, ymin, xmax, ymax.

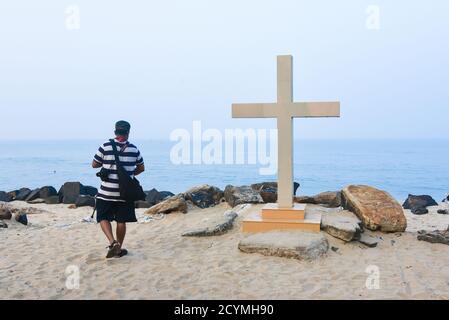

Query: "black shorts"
<box><xmin>96</xmin><ymin>198</ymin><xmax>137</xmax><ymax>223</ymax></box>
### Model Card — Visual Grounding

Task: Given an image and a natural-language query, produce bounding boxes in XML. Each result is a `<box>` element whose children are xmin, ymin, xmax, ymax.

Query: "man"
<box><xmin>92</xmin><ymin>120</ymin><xmax>145</xmax><ymax>259</ymax></box>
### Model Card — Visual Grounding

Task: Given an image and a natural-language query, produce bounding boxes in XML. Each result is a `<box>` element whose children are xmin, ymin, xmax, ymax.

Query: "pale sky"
<box><xmin>1</xmin><ymin>0</ymin><xmax>448</xmax><ymax>140</ymax></box>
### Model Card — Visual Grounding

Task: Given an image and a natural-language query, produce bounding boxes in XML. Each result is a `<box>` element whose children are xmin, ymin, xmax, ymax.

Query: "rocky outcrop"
<box><xmin>182</xmin><ymin>211</ymin><xmax>238</xmax><ymax>237</ymax></box>
<box><xmin>239</xmin><ymin>230</ymin><xmax>329</xmax><ymax>261</ymax></box>
<box><xmin>0</xmin><ymin>191</ymin><xmax>11</xmax><ymax>202</ymax></box>
<box><xmin>321</xmin><ymin>209</ymin><xmax>363</xmax><ymax>242</ymax></box>
<box><xmin>60</xmin><ymin>182</ymin><xmax>98</xmax><ymax>204</ymax></box>
<box><xmin>250</xmin><ymin>182</ymin><xmax>300</xmax><ymax>203</ymax></box>
<box><xmin>15</xmin><ymin>188</ymin><xmax>32</xmax><ymax>201</ymax></box>
<box><xmin>403</xmin><ymin>194</ymin><xmax>438</xmax><ymax>215</ymax></box>
<box><xmin>224</xmin><ymin>185</ymin><xmax>264</xmax><ymax>207</ymax></box>
<box><xmin>144</xmin><ymin>195</ymin><xmax>188</xmax><ymax>215</ymax></box>
<box><xmin>342</xmin><ymin>185</ymin><xmax>406</xmax><ymax>232</ymax></box>
<box><xmin>183</xmin><ymin>185</ymin><xmax>224</xmax><ymax>209</ymax></box>
<box><xmin>75</xmin><ymin>195</ymin><xmax>95</xmax><ymax>208</ymax></box>
<box><xmin>417</xmin><ymin>227</ymin><xmax>449</xmax><ymax>245</ymax></box>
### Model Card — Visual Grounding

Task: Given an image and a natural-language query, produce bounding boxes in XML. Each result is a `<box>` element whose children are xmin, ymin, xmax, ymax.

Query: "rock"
<box><xmin>437</xmin><ymin>209</ymin><xmax>449</xmax><ymax>215</ymax></box>
<box><xmin>238</xmin><ymin>230</ymin><xmax>329</xmax><ymax>261</ymax></box>
<box><xmin>15</xmin><ymin>213</ymin><xmax>28</xmax><ymax>226</ymax></box>
<box><xmin>342</xmin><ymin>185</ymin><xmax>406</xmax><ymax>232</ymax></box>
<box><xmin>75</xmin><ymin>195</ymin><xmax>95</xmax><ymax>208</ymax></box>
<box><xmin>411</xmin><ymin>207</ymin><xmax>428</xmax><ymax>215</ymax></box>
<box><xmin>224</xmin><ymin>185</ymin><xmax>264</xmax><ymax>207</ymax></box>
<box><xmin>145</xmin><ymin>195</ymin><xmax>188</xmax><ymax>215</ymax></box>
<box><xmin>321</xmin><ymin>210</ymin><xmax>362</xmax><ymax>242</ymax></box>
<box><xmin>443</xmin><ymin>195</ymin><xmax>449</xmax><ymax>202</ymax></box>
<box><xmin>0</xmin><ymin>191</ymin><xmax>12</xmax><ymax>202</ymax></box>
<box><xmin>25</xmin><ymin>189</ymin><xmax>41</xmax><ymax>202</ymax></box>
<box><xmin>358</xmin><ymin>234</ymin><xmax>381</xmax><ymax>248</ymax></box>
<box><xmin>159</xmin><ymin>191</ymin><xmax>175</xmax><ymax>200</ymax></box>
<box><xmin>313</xmin><ymin>191</ymin><xmax>342</xmax><ymax>208</ymax></box>
<box><xmin>0</xmin><ymin>207</ymin><xmax>12</xmax><ymax>220</ymax></box>
<box><xmin>184</xmin><ymin>185</ymin><xmax>224</xmax><ymax>209</ymax></box>
<box><xmin>44</xmin><ymin>196</ymin><xmax>60</xmax><ymax>205</ymax></box>
<box><xmin>7</xmin><ymin>190</ymin><xmax>20</xmax><ymax>201</ymax></box>
<box><xmin>251</xmin><ymin>182</ymin><xmax>300</xmax><ymax>203</ymax></box>
<box><xmin>38</xmin><ymin>186</ymin><xmax>57</xmax><ymax>199</ymax></box>
<box><xmin>68</xmin><ymin>204</ymin><xmax>77</xmax><ymax>209</ymax></box>
<box><xmin>135</xmin><ymin>200</ymin><xmax>152</xmax><ymax>209</ymax></box>
<box><xmin>0</xmin><ymin>203</ymin><xmax>49</xmax><ymax>215</ymax></box>
<box><xmin>82</xmin><ymin>186</ymin><xmax>98</xmax><ymax>197</ymax></box>
<box><xmin>294</xmin><ymin>196</ymin><xmax>316</xmax><ymax>204</ymax></box>
<box><xmin>182</xmin><ymin>211</ymin><xmax>238</xmax><ymax>237</ymax></box>
<box><xmin>417</xmin><ymin>227</ymin><xmax>449</xmax><ymax>246</ymax></box>
<box><xmin>145</xmin><ymin>188</ymin><xmax>163</xmax><ymax>206</ymax></box>
<box><xmin>402</xmin><ymin>194</ymin><xmax>438</xmax><ymax>214</ymax></box>
<box><xmin>27</xmin><ymin>199</ymin><xmax>45</xmax><ymax>204</ymax></box>
<box><xmin>15</xmin><ymin>188</ymin><xmax>32</xmax><ymax>201</ymax></box>
<box><xmin>61</xmin><ymin>182</ymin><xmax>92</xmax><ymax>204</ymax></box>
<box><xmin>0</xmin><ymin>220</ymin><xmax>7</xmax><ymax>228</ymax></box>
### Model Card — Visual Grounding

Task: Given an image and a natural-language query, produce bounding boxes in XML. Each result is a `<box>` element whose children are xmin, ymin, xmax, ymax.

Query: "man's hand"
<box><xmin>92</xmin><ymin>160</ymin><xmax>102</xmax><ymax>169</ymax></box>
<box><xmin>134</xmin><ymin>164</ymin><xmax>145</xmax><ymax>176</ymax></box>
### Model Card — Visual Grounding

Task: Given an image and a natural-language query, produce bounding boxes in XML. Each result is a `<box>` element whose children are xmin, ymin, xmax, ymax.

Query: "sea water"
<box><xmin>0</xmin><ymin>139</ymin><xmax>447</xmax><ymax>201</ymax></box>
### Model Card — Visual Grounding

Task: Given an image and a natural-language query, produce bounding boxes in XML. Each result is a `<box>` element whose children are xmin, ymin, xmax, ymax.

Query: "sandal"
<box><xmin>117</xmin><ymin>249</ymin><xmax>128</xmax><ymax>258</ymax></box>
<box><xmin>106</xmin><ymin>241</ymin><xmax>121</xmax><ymax>259</ymax></box>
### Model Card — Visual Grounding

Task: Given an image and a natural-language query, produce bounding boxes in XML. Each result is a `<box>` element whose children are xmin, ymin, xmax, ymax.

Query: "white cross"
<box><xmin>232</xmin><ymin>55</ymin><xmax>340</xmax><ymax>209</ymax></box>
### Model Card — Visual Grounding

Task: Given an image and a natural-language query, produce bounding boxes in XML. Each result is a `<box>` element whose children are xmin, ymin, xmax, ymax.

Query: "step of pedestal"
<box><xmin>262</xmin><ymin>203</ymin><xmax>306</xmax><ymax>220</ymax></box>
<box><xmin>242</xmin><ymin>210</ymin><xmax>322</xmax><ymax>233</ymax></box>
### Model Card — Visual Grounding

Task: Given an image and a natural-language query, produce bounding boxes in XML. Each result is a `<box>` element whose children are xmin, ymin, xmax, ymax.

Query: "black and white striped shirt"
<box><xmin>93</xmin><ymin>139</ymin><xmax>144</xmax><ymax>202</ymax></box>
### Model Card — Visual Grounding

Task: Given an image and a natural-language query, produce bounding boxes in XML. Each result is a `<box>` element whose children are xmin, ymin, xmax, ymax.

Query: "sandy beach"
<box><xmin>1</xmin><ymin>200</ymin><xmax>448</xmax><ymax>300</ymax></box>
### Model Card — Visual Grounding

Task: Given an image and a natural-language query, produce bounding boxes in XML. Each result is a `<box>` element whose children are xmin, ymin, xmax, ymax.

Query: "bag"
<box><xmin>109</xmin><ymin>139</ymin><xmax>147</xmax><ymax>202</ymax></box>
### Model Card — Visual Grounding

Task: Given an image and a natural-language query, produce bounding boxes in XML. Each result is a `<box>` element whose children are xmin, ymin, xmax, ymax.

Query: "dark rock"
<box><xmin>182</xmin><ymin>211</ymin><xmax>238</xmax><ymax>237</ymax></box>
<box><xmin>403</xmin><ymin>194</ymin><xmax>438</xmax><ymax>213</ymax></box>
<box><xmin>251</xmin><ymin>182</ymin><xmax>301</xmax><ymax>203</ymax></box>
<box><xmin>358</xmin><ymin>234</ymin><xmax>381</xmax><ymax>248</ymax></box>
<box><xmin>15</xmin><ymin>213</ymin><xmax>28</xmax><ymax>226</ymax></box>
<box><xmin>417</xmin><ymin>227</ymin><xmax>449</xmax><ymax>245</ymax></box>
<box><xmin>75</xmin><ymin>195</ymin><xmax>96</xmax><ymax>208</ymax></box>
<box><xmin>25</xmin><ymin>189</ymin><xmax>41</xmax><ymax>202</ymax></box>
<box><xmin>259</xmin><ymin>188</ymin><xmax>278</xmax><ymax>203</ymax></box>
<box><xmin>313</xmin><ymin>191</ymin><xmax>342</xmax><ymax>208</ymax></box>
<box><xmin>411</xmin><ymin>207</ymin><xmax>428</xmax><ymax>215</ymax></box>
<box><xmin>437</xmin><ymin>209</ymin><xmax>449</xmax><ymax>215</ymax></box>
<box><xmin>159</xmin><ymin>191</ymin><xmax>175</xmax><ymax>200</ymax></box>
<box><xmin>28</xmin><ymin>199</ymin><xmax>45</xmax><ymax>204</ymax></box>
<box><xmin>0</xmin><ymin>220</ymin><xmax>7</xmax><ymax>228</ymax></box>
<box><xmin>57</xmin><ymin>185</ymin><xmax>64</xmax><ymax>203</ymax></box>
<box><xmin>44</xmin><ymin>196</ymin><xmax>60</xmax><ymax>205</ymax></box>
<box><xmin>7</xmin><ymin>190</ymin><xmax>20</xmax><ymax>201</ymax></box>
<box><xmin>135</xmin><ymin>200</ymin><xmax>151</xmax><ymax>209</ymax></box>
<box><xmin>145</xmin><ymin>195</ymin><xmax>188</xmax><ymax>215</ymax></box>
<box><xmin>294</xmin><ymin>196</ymin><xmax>316</xmax><ymax>204</ymax></box>
<box><xmin>61</xmin><ymin>182</ymin><xmax>85</xmax><ymax>204</ymax></box>
<box><xmin>184</xmin><ymin>185</ymin><xmax>224</xmax><ymax>209</ymax></box>
<box><xmin>0</xmin><ymin>207</ymin><xmax>12</xmax><ymax>220</ymax></box>
<box><xmin>145</xmin><ymin>188</ymin><xmax>163</xmax><ymax>206</ymax></box>
<box><xmin>0</xmin><ymin>191</ymin><xmax>11</xmax><ymax>202</ymax></box>
<box><xmin>82</xmin><ymin>186</ymin><xmax>98</xmax><ymax>197</ymax></box>
<box><xmin>224</xmin><ymin>185</ymin><xmax>264</xmax><ymax>207</ymax></box>
<box><xmin>15</xmin><ymin>188</ymin><xmax>32</xmax><ymax>201</ymax></box>
<box><xmin>39</xmin><ymin>186</ymin><xmax>57</xmax><ymax>199</ymax></box>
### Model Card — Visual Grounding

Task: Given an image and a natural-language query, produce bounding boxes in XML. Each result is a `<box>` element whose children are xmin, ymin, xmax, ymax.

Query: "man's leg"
<box><xmin>116</xmin><ymin>222</ymin><xmax>126</xmax><ymax>248</ymax></box>
<box><xmin>100</xmin><ymin>220</ymin><xmax>115</xmax><ymax>245</ymax></box>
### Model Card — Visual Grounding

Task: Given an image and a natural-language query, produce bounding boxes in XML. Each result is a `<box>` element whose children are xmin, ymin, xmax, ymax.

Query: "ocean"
<box><xmin>0</xmin><ymin>139</ymin><xmax>448</xmax><ymax>201</ymax></box>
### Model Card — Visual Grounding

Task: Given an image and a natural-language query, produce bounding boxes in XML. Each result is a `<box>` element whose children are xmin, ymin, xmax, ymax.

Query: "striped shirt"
<box><xmin>93</xmin><ymin>139</ymin><xmax>144</xmax><ymax>202</ymax></box>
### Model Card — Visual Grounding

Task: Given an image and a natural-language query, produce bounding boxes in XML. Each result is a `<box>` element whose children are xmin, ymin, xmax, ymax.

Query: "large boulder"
<box><xmin>25</xmin><ymin>189</ymin><xmax>41</xmax><ymax>202</ymax></box>
<box><xmin>39</xmin><ymin>186</ymin><xmax>57</xmax><ymax>199</ymax></box>
<box><xmin>224</xmin><ymin>185</ymin><xmax>264</xmax><ymax>207</ymax></box>
<box><xmin>145</xmin><ymin>188</ymin><xmax>163</xmax><ymax>206</ymax></box>
<box><xmin>313</xmin><ymin>191</ymin><xmax>342</xmax><ymax>208</ymax></box>
<box><xmin>60</xmin><ymin>182</ymin><xmax>97</xmax><ymax>204</ymax></box>
<box><xmin>403</xmin><ymin>194</ymin><xmax>438</xmax><ymax>215</ymax></box>
<box><xmin>238</xmin><ymin>230</ymin><xmax>329</xmax><ymax>261</ymax></box>
<box><xmin>0</xmin><ymin>191</ymin><xmax>11</xmax><ymax>202</ymax></box>
<box><xmin>342</xmin><ymin>185</ymin><xmax>406</xmax><ymax>232</ymax></box>
<box><xmin>44</xmin><ymin>196</ymin><xmax>60</xmax><ymax>205</ymax></box>
<box><xmin>159</xmin><ymin>191</ymin><xmax>175</xmax><ymax>200</ymax></box>
<box><xmin>15</xmin><ymin>188</ymin><xmax>32</xmax><ymax>201</ymax></box>
<box><xmin>75</xmin><ymin>195</ymin><xmax>96</xmax><ymax>208</ymax></box>
<box><xmin>183</xmin><ymin>185</ymin><xmax>224</xmax><ymax>209</ymax></box>
<box><xmin>251</xmin><ymin>182</ymin><xmax>300</xmax><ymax>203</ymax></box>
<box><xmin>0</xmin><ymin>207</ymin><xmax>12</xmax><ymax>220</ymax></box>
<box><xmin>7</xmin><ymin>190</ymin><xmax>20</xmax><ymax>201</ymax></box>
<box><xmin>321</xmin><ymin>209</ymin><xmax>363</xmax><ymax>242</ymax></box>
<box><xmin>144</xmin><ymin>195</ymin><xmax>188</xmax><ymax>215</ymax></box>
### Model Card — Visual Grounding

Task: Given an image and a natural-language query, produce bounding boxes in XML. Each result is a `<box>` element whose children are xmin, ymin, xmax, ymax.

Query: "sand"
<box><xmin>1</xmin><ymin>200</ymin><xmax>449</xmax><ymax>300</ymax></box>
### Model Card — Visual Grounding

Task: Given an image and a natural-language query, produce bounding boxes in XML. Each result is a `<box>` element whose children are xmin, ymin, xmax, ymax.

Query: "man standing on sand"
<box><xmin>92</xmin><ymin>121</ymin><xmax>145</xmax><ymax>259</ymax></box>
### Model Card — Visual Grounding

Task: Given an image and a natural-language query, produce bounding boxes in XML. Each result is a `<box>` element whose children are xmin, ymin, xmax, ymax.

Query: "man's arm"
<box><xmin>134</xmin><ymin>163</ymin><xmax>145</xmax><ymax>176</ymax></box>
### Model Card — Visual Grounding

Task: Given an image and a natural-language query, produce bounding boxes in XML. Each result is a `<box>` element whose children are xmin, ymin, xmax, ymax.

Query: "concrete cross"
<box><xmin>232</xmin><ymin>55</ymin><xmax>340</xmax><ymax>209</ymax></box>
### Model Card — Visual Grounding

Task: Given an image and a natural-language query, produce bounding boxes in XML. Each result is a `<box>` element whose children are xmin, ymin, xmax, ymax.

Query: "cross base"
<box><xmin>242</xmin><ymin>204</ymin><xmax>322</xmax><ymax>233</ymax></box>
